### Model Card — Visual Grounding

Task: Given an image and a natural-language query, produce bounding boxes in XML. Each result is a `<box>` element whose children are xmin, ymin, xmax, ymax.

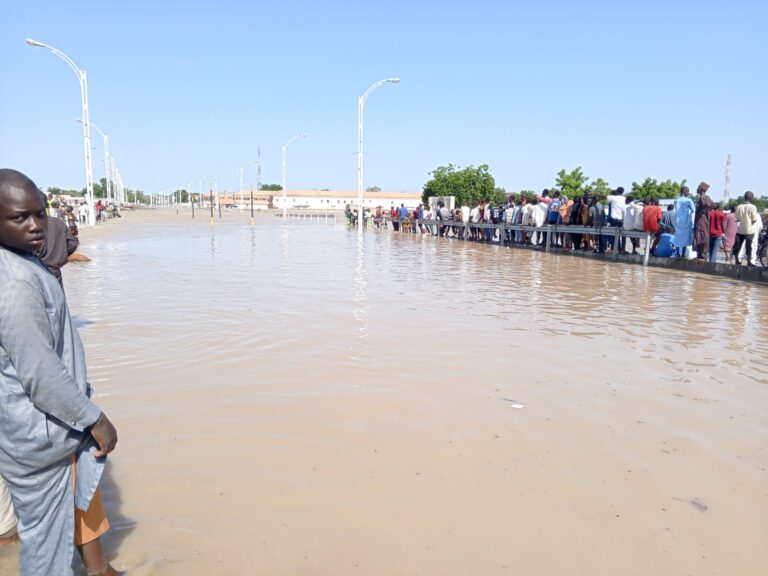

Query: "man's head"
<box><xmin>0</xmin><ymin>169</ymin><xmax>47</xmax><ymax>254</ymax></box>
<box><xmin>697</xmin><ymin>182</ymin><xmax>710</xmax><ymax>195</ymax></box>
<box><xmin>681</xmin><ymin>186</ymin><xmax>690</xmax><ymax>197</ymax></box>
<box><xmin>612</xmin><ymin>187</ymin><xmax>624</xmax><ymax>196</ymax></box>
<box><xmin>541</xmin><ymin>189</ymin><xmax>549</xmax><ymax>197</ymax></box>
<box><xmin>667</xmin><ymin>203</ymin><xmax>675</xmax><ymax>211</ymax></box>
<box><xmin>745</xmin><ymin>191</ymin><xmax>755</xmax><ymax>203</ymax></box>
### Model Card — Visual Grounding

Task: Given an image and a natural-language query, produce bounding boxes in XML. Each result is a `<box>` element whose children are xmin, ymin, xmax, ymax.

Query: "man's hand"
<box><xmin>90</xmin><ymin>412</ymin><xmax>118</xmax><ymax>457</ymax></box>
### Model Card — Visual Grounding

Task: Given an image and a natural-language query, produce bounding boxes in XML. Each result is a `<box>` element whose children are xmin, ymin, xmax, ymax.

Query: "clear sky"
<box><xmin>1</xmin><ymin>0</ymin><xmax>765</xmax><ymax>200</ymax></box>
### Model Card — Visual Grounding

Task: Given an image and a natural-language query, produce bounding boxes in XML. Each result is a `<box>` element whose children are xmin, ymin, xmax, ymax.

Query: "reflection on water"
<box><xmin>352</xmin><ymin>232</ymin><xmax>369</xmax><ymax>360</ymax></box>
<box><xmin>2</xmin><ymin>209</ymin><xmax>765</xmax><ymax>576</ymax></box>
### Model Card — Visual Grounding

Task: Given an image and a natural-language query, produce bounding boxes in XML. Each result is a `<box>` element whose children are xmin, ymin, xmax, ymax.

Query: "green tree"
<box><xmin>585</xmin><ymin>177</ymin><xmax>611</xmax><ymax>200</ymax></box>
<box><xmin>555</xmin><ymin>167</ymin><xmax>589</xmax><ymax>198</ymax></box>
<box><xmin>630</xmin><ymin>178</ymin><xmax>687</xmax><ymax>201</ymax></box>
<box><xmin>492</xmin><ymin>187</ymin><xmax>507</xmax><ymax>204</ymax></box>
<box><xmin>725</xmin><ymin>194</ymin><xmax>768</xmax><ymax>212</ymax></box>
<box><xmin>47</xmin><ymin>186</ymin><xmax>84</xmax><ymax>197</ymax></box>
<box><xmin>366</xmin><ymin>185</ymin><xmax>381</xmax><ymax>192</ymax></box>
<box><xmin>260</xmin><ymin>183</ymin><xmax>283</xmax><ymax>191</ymax></box>
<box><xmin>422</xmin><ymin>164</ymin><xmax>496</xmax><ymax>206</ymax></box>
<box><xmin>172</xmin><ymin>190</ymin><xmax>190</xmax><ymax>203</ymax></box>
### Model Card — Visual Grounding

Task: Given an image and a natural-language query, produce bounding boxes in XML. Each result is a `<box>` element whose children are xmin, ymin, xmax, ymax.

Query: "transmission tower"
<box><xmin>724</xmin><ymin>154</ymin><xmax>732</xmax><ymax>203</ymax></box>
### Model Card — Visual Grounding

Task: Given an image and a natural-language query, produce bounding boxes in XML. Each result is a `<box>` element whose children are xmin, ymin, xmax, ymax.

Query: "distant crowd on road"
<box><xmin>348</xmin><ymin>183</ymin><xmax>765</xmax><ymax>266</ymax></box>
<box><xmin>46</xmin><ymin>193</ymin><xmax>120</xmax><ymax>237</ymax></box>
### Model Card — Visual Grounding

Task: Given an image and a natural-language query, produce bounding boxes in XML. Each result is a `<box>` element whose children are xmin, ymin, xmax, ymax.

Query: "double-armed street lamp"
<box><xmin>213</xmin><ymin>169</ymin><xmax>228</xmax><ymax>208</ymax></box>
<box><xmin>26</xmin><ymin>39</ymin><xmax>96</xmax><ymax>226</ymax></box>
<box><xmin>77</xmin><ymin>118</ymin><xmax>113</xmax><ymax>209</ymax></box>
<box><xmin>357</xmin><ymin>77</ymin><xmax>400</xmax><ymax>233</ymax></box>
<box><xmin>281</xmin><ymin>133</ymin><xmax>308</xmax><ymax>219</ymax></box>
<box><xmin>240</xmin><ymin>157</ymin><xmax>260</xmax><ymax>205</ymax></box>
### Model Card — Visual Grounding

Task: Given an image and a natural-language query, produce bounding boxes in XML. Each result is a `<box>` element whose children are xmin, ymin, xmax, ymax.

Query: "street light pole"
<box><xmin>240</xmin><ymin>159</ymin><xmax>258</xmax><ymax>205</ymax></box>
<box><xmin>281</xmin><ymin>133</ymin><xmax>308</xmax><ymax>219</ymax></box>
<box><xmin>357</xmin><ymin>77</ymin><xmax>400</xmax><ymax>233</ymax></box>
<box><xmin>214</xmin><ymin>169</ymin><xmax>228</xmax><ymax>211</ymax></box>
<box><xmin>111</xmin><ymin>157</ymin><xmax>120</xmax><ymax>206</ymax></box>
<box><xmin>77</xmin><ymin>118</ymin><xmax>111</xmax><ymax>209</ymax></box>
<box><xmin>27</xmin><ymin>39</ymin><xmax>96</xmax><ymax>226</ymax></box>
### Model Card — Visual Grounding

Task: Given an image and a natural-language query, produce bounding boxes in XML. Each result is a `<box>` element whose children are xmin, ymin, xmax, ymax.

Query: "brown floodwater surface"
<box><xmin>1</xmin><ymin>209</ymin><xmax>766</xmax><ymax>575</ymax></box>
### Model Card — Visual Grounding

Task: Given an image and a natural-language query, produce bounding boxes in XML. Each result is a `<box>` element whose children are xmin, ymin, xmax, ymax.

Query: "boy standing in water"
<box><xmin>0</xmin><ymin>169</ymin><xmax>119</xmax><ymax>575</ymax></box>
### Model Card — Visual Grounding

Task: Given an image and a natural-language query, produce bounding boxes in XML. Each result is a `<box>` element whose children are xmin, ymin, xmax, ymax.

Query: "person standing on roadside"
<box><xmin>38</xmin><ymin>211</ymin><xmax>79</xmax><ymax>287</ymax></box>
<box><xmin>0</xmin><ymin>169</ymin><xmax>118</xmax><ymax>576</ymax></box>
<box><xmin>693</xmin><ymin>182</ymin><xmax>715</xmax><ymax>260</ymax></box>
<box><xmin>643</xmin><ymin>196</ymin><xmax>663</xmax><ymax>253</ymax></box>
<box><xmin>732</xmin><ymin>191</ymin><xmax>760</xmax><ymax>266</ymax></box>
<box><xmin>722</xmin><ymin>206</ymin><xmax>738</xmax><ymax>263</ymax></box>
<box><xmin>708</xmin><ymin>203</ymin><xmax>725</xmax><ymax>263</ymax></box>
<box><xmin>673</xmin><ymin>186</ymin><xmax>695</xmax><ymax>257</ymax></box>
<box><xmin>606</xmin><ymin>187</ymin><xmax>627</xmax><ymax>253</ymax></box>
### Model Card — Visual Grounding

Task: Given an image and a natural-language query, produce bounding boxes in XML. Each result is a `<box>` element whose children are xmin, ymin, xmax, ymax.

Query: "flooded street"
<box><xmin>2</xmin><ymin>209</ymin><xmax>766</xmax><ymax>575</ymax></box>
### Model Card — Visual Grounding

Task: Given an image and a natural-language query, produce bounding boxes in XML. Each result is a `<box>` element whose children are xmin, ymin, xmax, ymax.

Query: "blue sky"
<box><xmin>1</xmin><ymin>0</ymin><xmax>765</xmax><ymax>200</ymax></box>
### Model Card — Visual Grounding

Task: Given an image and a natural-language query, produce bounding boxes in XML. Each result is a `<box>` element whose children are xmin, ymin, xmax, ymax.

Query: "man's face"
<box><xmin>0</xmin><ymin>182</ymin><xmax>47</xmax><ymax>254</ymax></box>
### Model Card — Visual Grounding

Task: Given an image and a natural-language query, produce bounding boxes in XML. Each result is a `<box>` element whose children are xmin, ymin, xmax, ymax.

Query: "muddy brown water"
<box><xmin>1</xmin><ymin>209</ymin><xmax>766</xmax><ymax>575</ymax></box>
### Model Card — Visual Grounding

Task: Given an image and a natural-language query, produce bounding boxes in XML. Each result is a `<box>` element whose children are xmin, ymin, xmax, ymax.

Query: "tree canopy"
<box><xmin>422</xmin><ymin>164</ymin><xmax>500</xmax><ymax>206</ymax></box>
<box><xmin>630</xmin><ymin>177</ymin><xmax>687</xmax><ymax>201</ymax></box>
<box><xmin>555</xmin><ymin>167</ymin><xmax>590</xmax><ymax>198</ymax></box>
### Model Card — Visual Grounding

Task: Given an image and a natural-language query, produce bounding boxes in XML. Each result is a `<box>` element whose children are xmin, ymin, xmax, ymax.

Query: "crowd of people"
<box><xmin>47</xmin><ymin>193</ymin><xmax>120</xmax><ymax>233</ymax></box>
<box><xmin>356</xmin><ymin>183</ymin><xmax>765</xmax><ymax>266</ymax></box>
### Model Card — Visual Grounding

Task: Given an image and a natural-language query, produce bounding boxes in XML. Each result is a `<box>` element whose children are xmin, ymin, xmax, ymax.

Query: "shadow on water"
<box><xmin>0</xmin><ymin>462</ymin><xmax>134</xmax><ymax>575</ymax></box>
<box><xmin>98</xmin><ymin>463</ymin><xmax>136</xmax><ymax>565</ymax></box>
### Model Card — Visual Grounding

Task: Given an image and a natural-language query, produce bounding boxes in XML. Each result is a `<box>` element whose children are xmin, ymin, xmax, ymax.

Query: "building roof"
<box><xmin>268</xmin><ymin>189</ymin><xmax>422</xmax><ymax>199</ymax></box>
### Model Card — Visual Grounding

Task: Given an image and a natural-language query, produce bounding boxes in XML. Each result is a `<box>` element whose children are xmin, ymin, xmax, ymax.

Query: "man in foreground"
<box><xmin>0</xmin><ymin>168</ymin><xmax>118</xmax><ymax>575</ymax></box>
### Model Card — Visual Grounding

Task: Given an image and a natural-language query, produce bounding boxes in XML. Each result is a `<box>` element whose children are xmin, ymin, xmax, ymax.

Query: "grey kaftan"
<box><xmin>0</xmin><ymin>246</ymin><xmax>104</xmax><ymax>575</ymax></box>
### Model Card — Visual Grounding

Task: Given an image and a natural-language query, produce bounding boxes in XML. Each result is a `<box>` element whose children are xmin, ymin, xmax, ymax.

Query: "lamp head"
<box><xmin>300</xmin><ymin>133</ymin><xmax>309</xmax><ymax>138</ymax></box>
<box><xmin>26</xmin><ymin>39</ymin><xmax>46</xmax><ymax>48</ymax></box>
<box><xmin>387</xmin><ymin>77</ymin><xmax>401</xmax><ymax>84</ymax></box>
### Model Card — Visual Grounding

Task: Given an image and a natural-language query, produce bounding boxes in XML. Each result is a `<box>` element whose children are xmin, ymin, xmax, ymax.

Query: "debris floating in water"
<box><xmin>690</xmin><ymin>498</ymin><xmax>708</xmax><ymax>512</ymax></box>
<box><xmin>500</xmin><ymin>398</ymin><xmax>526</xmax><ymax>409</ymax></box>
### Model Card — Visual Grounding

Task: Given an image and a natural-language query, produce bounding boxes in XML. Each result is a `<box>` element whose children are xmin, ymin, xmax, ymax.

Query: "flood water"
<box><xmin>2</xmin><ymin>209</ymin><xmax>767</xmax><ymax>575</ymax></box>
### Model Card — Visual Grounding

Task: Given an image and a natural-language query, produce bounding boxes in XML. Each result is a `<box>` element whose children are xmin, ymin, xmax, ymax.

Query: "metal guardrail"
<box><xmin>372</xmin><ymin>217</ymin><xmax>655</xmax><ymax>266</ymax></box>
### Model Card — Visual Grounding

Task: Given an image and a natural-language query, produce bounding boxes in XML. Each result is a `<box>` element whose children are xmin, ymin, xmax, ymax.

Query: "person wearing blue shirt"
<box><xmin>673</xmin><ymin>186</ymin><xmax>695</xmax><ymax>257</ymax></box>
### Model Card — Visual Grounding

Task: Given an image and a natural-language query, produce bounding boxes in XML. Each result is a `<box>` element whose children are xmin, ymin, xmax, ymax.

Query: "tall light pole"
<box><xmin>357</xmin><ymin>77</ymin><xmax>400</xmax><ymax>233</ymax></box>
<box><xmin>214</xmin><ymin>169</ymin><xmax>228</xmax><ymax>210</ymax></box>
<box><xmin>111</xmin><ymin>157</ymin><xmax>121</xmax><ymax>206</ymax></box>
<box><xmin>240</xmin><ymin>158</ymin><xmax>259</xmax><ymax>205</ymax></box>
<box><xmin>77</xmin><ymin>118</ymin><xmax>111</xmax><ymax>208</ymax></box>
<box><xmin>281</xmin><ymin>133</ymin><xmax>308</xmax><ymax>219</ymax></box>
<box><xmin>27</xmin><ymin>39</ymin><xmax>96</xmax><ymax>226</ymax></box>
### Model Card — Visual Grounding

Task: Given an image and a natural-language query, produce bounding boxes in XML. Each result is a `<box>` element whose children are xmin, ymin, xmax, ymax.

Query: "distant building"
<box><xmin>201</xmin><ymin>190</ymin><xmax>423</xmax><ymax>211</ymax></box>
<box><xmin>271</xmin><ymin>190</ymin><xmax>422</xmax><ymax>210</ymax></box>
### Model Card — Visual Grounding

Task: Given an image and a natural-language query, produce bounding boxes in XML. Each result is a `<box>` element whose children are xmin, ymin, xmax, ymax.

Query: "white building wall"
<box><xmin>272</xmin><ymin>194</ymin><xmax>422</xmax><ymax>210</ymax></box>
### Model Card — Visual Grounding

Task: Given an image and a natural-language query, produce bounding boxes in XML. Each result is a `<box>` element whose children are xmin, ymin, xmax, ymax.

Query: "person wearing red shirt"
<box><xmin>643</xmin><ymin>197</ymin><xmax>663</xmax><ymax>251</ymax></box>
<box><xmin>708</xmin><ymin>203</ymin><xmax>725</xmax><ymax>263</ymax></box>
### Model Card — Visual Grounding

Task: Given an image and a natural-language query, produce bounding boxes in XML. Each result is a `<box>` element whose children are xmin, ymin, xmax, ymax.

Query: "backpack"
<box><xmin>548</xmin><ymin>199</ymin><xmax>561</xmax><ymax>224</ymax></box>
